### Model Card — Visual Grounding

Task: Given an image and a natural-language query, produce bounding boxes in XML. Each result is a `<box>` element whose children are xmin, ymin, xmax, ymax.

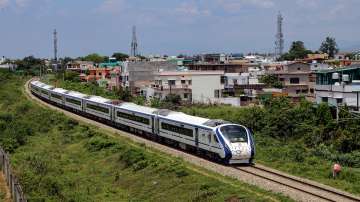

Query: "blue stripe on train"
<box><xmin>215</xmin><ymin>128</ymin><xmax>232</xmax><ymax>163</ymax></box>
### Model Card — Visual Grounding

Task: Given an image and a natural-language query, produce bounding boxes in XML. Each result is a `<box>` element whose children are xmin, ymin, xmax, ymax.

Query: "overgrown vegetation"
<box><xmin>181</xmin><ymin>98</ymin><xmax>360</xmax><ymax>194</ymax></box>
<box><xmin>0</xmin><ymin>70</ymin><xmax>291</xmax><ymax>201</ymax></box>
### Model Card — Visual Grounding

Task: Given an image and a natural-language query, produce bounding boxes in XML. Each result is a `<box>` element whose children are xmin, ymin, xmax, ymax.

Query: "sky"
<box><xmin>0</xmin><ymin>0</ymin><xmax>360</xmax><ymax>58</ymax></box>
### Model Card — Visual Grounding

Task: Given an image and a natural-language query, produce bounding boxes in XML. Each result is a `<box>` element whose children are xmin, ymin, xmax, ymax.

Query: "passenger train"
<box><xmin>30</xmin><ymin>80</ymin><xmax>255</xmax><ymax>164</ymax></box>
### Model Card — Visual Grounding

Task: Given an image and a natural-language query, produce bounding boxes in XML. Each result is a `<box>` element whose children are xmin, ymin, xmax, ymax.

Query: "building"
<box><xmin>122</xmin><ymin>61</ymin><xmax>178</xmax><ymax>94</ymax></box>
<box><xmin>315</xmin><ymin>66</ymin><xmax>360</xmax><ymax>110</ymax></box>
<box><xmin>267</xmin><ymin>62</ymin><xmax>314</xmax><ymax>100</ymax></box>
<box><xmin>144</xmin><ymin>71</ymin><xmax>228</xmax><ymax>104</ymax></box>
<box><xmin>67</xmin><ymin>61</ymin><xmax>94</xmax><ymax>71</ymax></box>
<box><xmin>187</xmin><ymin>63</ymin><xmax>249</xmax><ymax>73</ymax></box>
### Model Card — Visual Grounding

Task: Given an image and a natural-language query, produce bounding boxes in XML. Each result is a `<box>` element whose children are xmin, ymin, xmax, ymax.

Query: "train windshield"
<box><xmin>220</xmin><ymin>125</ymin><xmax>248</xmax><ymax>143</ymax></box>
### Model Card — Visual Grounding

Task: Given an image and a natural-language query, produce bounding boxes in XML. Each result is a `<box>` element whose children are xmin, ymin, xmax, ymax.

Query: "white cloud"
<box><xmin>97</xmin><ymin>0</ymin><xmax>126</xmax><ymax>14</ymax></box>
<box><xmin>0</xmin><ymin>0</ymin><xmax>9</xmax><ymax>9</ymax></box>
<box><xmin>15</xmin><ymin>0</ymin><xmax>30</xmax><ymax>8</ymax></box>
<box><xmin>175</xmin><ymin>2</ymin><xmax>210</xmax><ymax>16</ymax></box>
<box><xmin>216</xmin><ymin>0</ymin><xmax>274</xmax><ymax>12</ymax></box>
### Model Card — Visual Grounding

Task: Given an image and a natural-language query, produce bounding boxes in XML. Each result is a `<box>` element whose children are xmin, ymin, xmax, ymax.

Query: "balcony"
<box><xmin>316</xmin><ymin>85</ymin><xmax>360</xmax><ymax>92</ymax></box>
<box><xmin>152</xmin><ymin>84</ymin><xmax>191</xmax><ymax>91</ymax></box>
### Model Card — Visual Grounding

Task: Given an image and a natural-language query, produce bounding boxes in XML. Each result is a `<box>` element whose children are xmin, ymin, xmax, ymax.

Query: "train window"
<box><xmin>117</xmin><ymin>111</ymin><xmax>150</xmax><ymax>125</ymax></box>
<box><xmin>86</xmin><ymin>103</ymin><xmax>109</xmax><ymax>114</ymax></box>
<box><xmin>161</xmin><ymin>122</ymin><xmax>193</xmax><ymax>137</ymax></box>
<box><xmin>51</xmin><ymin>93</ymin><xmax>62</xmax><ymax>100</ymax></box>
<box><xmin>41</xmin><ymin>90</ymin><xmax>48</xmax><ymax>95</ymax></box>
<box><xmin>220</xmin><ymin>125</ymin><xmax>248</xmax><ymax>143</ymax></box>
<box><xmin>66</xmin><ymin>98</ymin><xmax>81</xmax><ymax>106</ymax></box>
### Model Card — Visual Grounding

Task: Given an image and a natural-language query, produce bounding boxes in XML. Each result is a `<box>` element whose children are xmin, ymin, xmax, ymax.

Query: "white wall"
<box><xmin>192</xmin><ymin>75</ymin><xmax>223</xmax><ymax>103</ymax></box>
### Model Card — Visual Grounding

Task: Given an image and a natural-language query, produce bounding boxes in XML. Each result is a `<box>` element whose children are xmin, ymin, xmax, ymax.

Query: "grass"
<box><xmin>0</xmin><ymin>70</ymin><xmax>293</xmax><ymax>201</ymax></box>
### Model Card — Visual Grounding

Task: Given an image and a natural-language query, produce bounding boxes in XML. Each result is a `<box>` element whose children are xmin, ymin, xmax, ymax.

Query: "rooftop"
<box><xmin>316</xmin><ymin>65</ymin><xmax>360</xmax><ymax>74</ymax></box>
<box><xmin>156</xmin><ymin>70</ymin><xmax>224</xmax><ymax>76</ymax></box>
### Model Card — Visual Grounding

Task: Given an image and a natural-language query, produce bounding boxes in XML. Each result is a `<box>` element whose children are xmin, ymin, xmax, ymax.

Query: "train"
<box><xmin>30</xmin><ymin>80</ymin><xmax>255</xmax><ymax>164</ymax></box>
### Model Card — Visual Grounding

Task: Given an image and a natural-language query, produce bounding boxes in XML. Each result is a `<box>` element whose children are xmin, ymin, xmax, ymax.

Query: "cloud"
<box><xmin>0</xmin><ymin>0</ymin><xmax>9</xmax><ymax>9</ymax></box>
<box><xmin>15</xmin><ymin>0</ymin><xmax>30</xmax><ymax>8</ymax></box>
<box><xmin>216</xmin><ymin>0</ymin><xmax>274</xmax><ymax>12</ymax></box>
<box><xmin>97</xmin><ymin>0</ymin><xmax>126</xmax><ymax>14</ymax></box>
<box><xmin>175</xmin><ymin>2</ymin><xmax>210</xmax><ymax>16</ymax></box>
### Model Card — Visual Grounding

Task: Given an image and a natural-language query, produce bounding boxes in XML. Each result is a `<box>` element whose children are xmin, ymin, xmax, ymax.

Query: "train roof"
<box><xmin>30</xmin><ymin>80</ymin><xmax>43</xmax><ymax>86</ymax></box>
<box><xmin>117</xmin><ymin>102</ymin><xmax>157</xmax><ymax>115</ymax></box>
<box><xmin>51</xmin><ymin>88</ymin><xmax>68</xmax><ymax>94</ymax></box>
<box><xmin>85</xmin><ymin>95</ymin><xmax>112</xmax><ymax>104</ymax></box>
<box><xmin>66</xmin><ymin>91</ymin><xmax>87</xmax><ymax>99</ymax></box>
<box><xmin>156</xmin><ymin>109</ymin><xmax>210</xmax><ymax>127</ymax></box>
<box><xmin>42</xmin><ymin>84</ymin><xmax>54</xmax><ymax>90</ymax></box>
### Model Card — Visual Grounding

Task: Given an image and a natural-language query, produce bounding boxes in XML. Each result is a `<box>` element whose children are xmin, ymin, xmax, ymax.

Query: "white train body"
<box><xmin>30</xmin><ymin>81</ymin><xmax>255</xmax><ymax>164</ymax></box>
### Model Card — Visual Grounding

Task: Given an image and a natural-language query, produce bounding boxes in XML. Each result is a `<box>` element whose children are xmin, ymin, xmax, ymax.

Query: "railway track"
<box><xmin>234</xmin><ymin>165</ymin><xmax>360</xmax><ymax>202</ymax></box>
<box><xmin>25</xmin><ymin>79</ymin><xmax>360</xmax><ymax>202</ymax></box>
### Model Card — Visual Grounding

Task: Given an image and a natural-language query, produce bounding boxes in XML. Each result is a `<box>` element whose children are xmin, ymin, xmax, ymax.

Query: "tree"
<box><xmin>280</xmin><ymin>41</ymin><xmax>312</xmax><ymax>61</ymax></box>
<box><xmin>112</xmin><ymin>52</ymin><xmax>129</xmax><ymax>61</ymax></box>
<box><xmin>259</xmin><ymin>75</ymin><xmax>283</xmax><ymax>89</ymax></box>
<box><xmin>319</xmin><ymin>37</ymin><xmax>339</xmax><ymax>58</ymax></box>
<box><xmin>82</xmin><ymin>53</ymin><xmax>106</xmax><ymax>63</ymax></box>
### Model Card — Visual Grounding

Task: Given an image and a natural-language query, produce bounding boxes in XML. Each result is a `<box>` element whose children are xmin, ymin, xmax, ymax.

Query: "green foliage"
<box><xmin>259</xmin><ymin>74</ymin><xmax>283</xmax><ymax>88</ymax></box>
<box><xmin>81</xmin><ymin>53</ymin><xmax>107</xmax><ymax>63</ymax></box>
<box><xmin>319</xmin><ymin>36</ymin><xmax>339</xmax><ymax>58</ymax></box>
<box><xmin>150</xmin><ymin>97</ymin><xmax>162</xmax><ymax>108</ymax></box>
<box><xmin>133</xmin><ymin>96</ymin><xmax>146</xmax><ymax>106</ymax></box>
<box><xmin>280</xmin><ymin>41</ymin><xmax>313</xmax><ymax>61</ymax></box>
<box><xmin>112</xmin><ymin>52</ymin><xmax>129</xmax><ymax>61</ymax></box>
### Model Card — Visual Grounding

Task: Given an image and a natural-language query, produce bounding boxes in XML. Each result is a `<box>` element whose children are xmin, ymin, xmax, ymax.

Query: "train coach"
<box><xmin>30</xmin><ymin>80</ymin><xmax>255</xmax><ymax>164</ymax></box>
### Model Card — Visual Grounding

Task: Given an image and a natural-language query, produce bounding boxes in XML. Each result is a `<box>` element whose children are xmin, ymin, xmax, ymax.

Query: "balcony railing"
<box><xmin>316</xmin><ymin>84</ymin><xmax>360</xmax><ymax>92</ymax></box>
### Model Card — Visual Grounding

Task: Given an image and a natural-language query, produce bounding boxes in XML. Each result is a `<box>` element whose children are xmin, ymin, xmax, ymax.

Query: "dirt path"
<box><xmin>0</xmin><ymin>171</ymin><xmax>12</xmax><ymax>202</ymax></box>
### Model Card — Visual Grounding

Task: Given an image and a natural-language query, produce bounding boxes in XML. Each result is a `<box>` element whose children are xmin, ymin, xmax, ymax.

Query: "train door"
<box><xmin>155</xmin><ymin>118</ymin><xmax>160</xmax><ymax>135</ymax></box>
<box><xmin>195</xmin><ymin>128</ymin><xmax>199</xmax><ymax>148</ymax></box>
<box><xmin>151</xmin><ymin>117</ymin><xmax>155</xmax><ymax>134</ymax></box>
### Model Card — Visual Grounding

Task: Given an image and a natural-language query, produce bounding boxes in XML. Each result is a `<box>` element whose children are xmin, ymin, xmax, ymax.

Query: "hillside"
<box><xmin>0</xmin><ymin>71</ymin><xmax>292</xmax><ymax>201</ymax></box>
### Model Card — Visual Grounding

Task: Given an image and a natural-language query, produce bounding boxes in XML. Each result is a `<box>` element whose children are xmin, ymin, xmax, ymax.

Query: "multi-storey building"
<box><xmin>315</xmin><ymin>65</ymin><xmax>360</xmax><ymax>110</ymax></box>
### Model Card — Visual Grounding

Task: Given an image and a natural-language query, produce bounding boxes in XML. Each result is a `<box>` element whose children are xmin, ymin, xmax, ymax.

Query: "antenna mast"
<box><xmin>275</xmin><ymin>12</ymin><xmax>284</xmax><ymax>58</ymax></box>
<box><xmin>130</xmin><ymin>26</ymin><xmax>138</xmax><ymax>57</ymax></box>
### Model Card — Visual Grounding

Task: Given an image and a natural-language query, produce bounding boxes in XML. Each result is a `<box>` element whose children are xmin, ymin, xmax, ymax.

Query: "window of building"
<box><xmin>188</xmin><ymin>80</ymin><xmax>192</xmax><ymax>85</ymax></box>
<box><xmin>117</xmin><ymin>111</ymin><xmax>149</xmax><ymax>125</ymax></box>
<box><xmin>161</xmin><ymin>122</ymin><xmax>193</xmax><ymax>137</ymax></box>
<box><xmin>302</xmin><ymin>89</ymin><xmax>308</xmax><ymax>93</ymax></box>
<box><xmin>337</xmin><ymin>99</ymin><xmax>343</xmax><ymax>104</ymax></box>
<box><xmin>184</xmin><ymin>93</ymin><xmax>188</xmax><ymax>99</ymax></box>
<box><xmin>220</xmin><ymin>76</ymin><xmax>226</xmax><ymax>84</ymax></box>
<box><xmin>322</xmin><ymin>97</ymin><xmax>328</xmax><ymax>103</ymax></box>
<box><xmin>214</xmin><ymin>90</ymin><xmax>220</xmax><ymax>98</ymax></box>
<box><xmin>310</xmin><ymin>88</ymin><xmax>314</xmax><ymax>93</ymax></box>
<box><xmin>181</xmin><ymin>80</ymin><xmax>186</xmax><ymax>84</ymax></box>
<box><xmin>168</xmin><ymin>80</ymin><xmax>175</xmax><ymax>85</ymax></box>
<box><xmin>290</xmin><ymin>78</ymin><xmax>300</xmax><ymax>84</ymax></box>
<box><xmin>296</xmin><ymin>90</ymin><xmax>300</xmax><ymax>94</ymax></box>
<box><xmin>279</xmin><ymin>78</ymin><xmax>285</xmax><ymax>81</ymax></box>
<box><xmin>297</xmin><ymin>67</ymin><xmax>301</xmax><ymax>71</ymax></box>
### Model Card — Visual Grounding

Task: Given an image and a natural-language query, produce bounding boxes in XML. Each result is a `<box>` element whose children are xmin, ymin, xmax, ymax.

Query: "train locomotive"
<box><xmin>30</xmin><ymin>80</ymin><xmax>255</xmax><ymax>164</ymax></box>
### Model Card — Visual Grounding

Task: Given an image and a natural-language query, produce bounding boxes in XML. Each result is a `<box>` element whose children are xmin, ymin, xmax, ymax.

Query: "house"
<box><xmin>267</xmin><ymin>62</ymin><xmax>314</xmax><ymax>101</ymax></box>
<box><xmin>67</xmin><ymin>61</ymin><xmax>94</xmax><ymax>71</ymax></box>
<box><xmin>315</xmin><ymin>65</ymin><xmax>360</xmax><ymax>111</ymax></box>
<box><xmin>144</xmin><ymin>71</ymin><xmax>228</xmax><ymax>104</ymax></box>
<box><xmin>122</xmin><ymin>61</ymin><xmax>178</xmax><ymax>94</ymax></box>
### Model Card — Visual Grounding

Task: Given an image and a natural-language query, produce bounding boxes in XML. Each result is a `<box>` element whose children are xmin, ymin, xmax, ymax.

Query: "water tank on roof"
<box><xmin>332</xmin><ymin>73</ymin><xmax>339</xmax><ymax>80</ymax></box>
<box><xmin>343</xmin><ymin>74</ymin><xmax>350</xmax><ymax>82</ymax></box>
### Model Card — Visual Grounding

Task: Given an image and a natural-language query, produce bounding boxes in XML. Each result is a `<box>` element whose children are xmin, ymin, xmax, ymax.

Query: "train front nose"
<box><xmin>230</xmin><ymin>143</ymin><xmax>252</xmax><ymax>164</ymax></box>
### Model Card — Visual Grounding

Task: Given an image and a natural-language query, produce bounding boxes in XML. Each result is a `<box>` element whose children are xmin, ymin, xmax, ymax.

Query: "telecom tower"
<box><xmin>53</xmin><ymin>29</ymin><xmax>58</xmax><ymax>62</ymax></box>
<box><xmin>130</xmin><ymin>26</ymin><xmax>138</xmax><ymax>57</ymax></box>
<box><xmin>275</xmin><ymin>12</ymin><xmax>284</xmax><ymax>58</ymax></box>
